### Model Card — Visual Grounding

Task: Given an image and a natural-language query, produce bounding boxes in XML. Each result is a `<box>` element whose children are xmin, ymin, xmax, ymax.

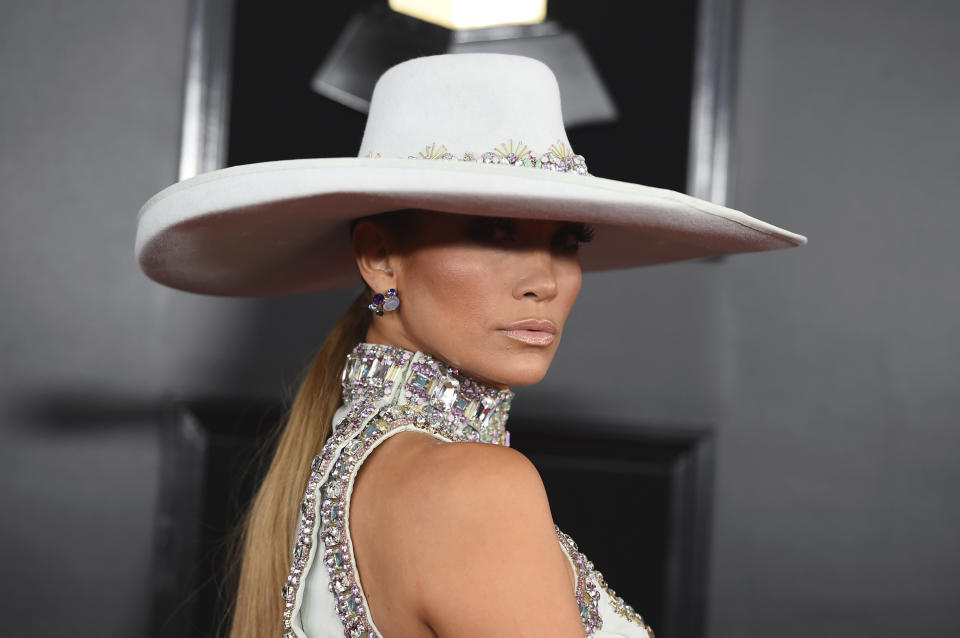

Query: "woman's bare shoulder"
<box><xmin>367</xmin><ymin>434</ymin><xmax>585</xmax><ymax>637</ymax></box>
<box><xmin>356</xmin><ymin>434</ymin><xmax>552</xmax><ymax>541</ymax></box>
<box><xmin>416</xmin><ymin>437</ymin><xmax>548</xmax><ymax>507</ymax></box>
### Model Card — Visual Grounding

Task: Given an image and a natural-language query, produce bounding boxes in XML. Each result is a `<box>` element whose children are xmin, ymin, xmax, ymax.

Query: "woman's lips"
<box><xmin>498</xmin><ymin>319</ymin><xmax>558</xmax><ymax>346</ymax></box>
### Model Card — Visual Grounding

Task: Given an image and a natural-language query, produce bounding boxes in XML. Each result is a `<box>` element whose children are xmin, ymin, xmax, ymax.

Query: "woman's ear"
<box><xmin>352</xmin><ymin>220</ymin><xmax>397</xmax><ymax>291</ymax></box>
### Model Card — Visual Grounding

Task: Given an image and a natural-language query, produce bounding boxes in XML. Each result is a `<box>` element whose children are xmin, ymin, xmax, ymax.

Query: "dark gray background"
<box><xmin>1</xmin><ymin>1</ymin><xmax>958</xmax><ymax>636</ymax></box>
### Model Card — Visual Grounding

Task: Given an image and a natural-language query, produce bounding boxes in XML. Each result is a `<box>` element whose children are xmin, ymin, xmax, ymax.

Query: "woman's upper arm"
<box><xmin>401</xmin><ymin>442</ymin><xmax>585</xmax><ymax>638</ymax></box>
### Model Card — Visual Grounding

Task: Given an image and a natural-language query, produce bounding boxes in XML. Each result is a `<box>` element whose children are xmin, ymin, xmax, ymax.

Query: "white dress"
<box><xmin>282</xmin><ymin>343</ymin><xmax>654</xmax><ymax>638</ymax></box>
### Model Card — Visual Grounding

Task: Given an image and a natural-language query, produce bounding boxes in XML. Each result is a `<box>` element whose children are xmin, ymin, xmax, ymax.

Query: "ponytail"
<box><xmin>224</xmin><ymin>291</ymin><xmax>371</xmax><ymax>638</ymax></box>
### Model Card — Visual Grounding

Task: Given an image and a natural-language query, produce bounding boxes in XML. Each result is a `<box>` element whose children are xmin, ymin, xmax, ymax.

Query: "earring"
<box><xmin>368</xmin><ymin>288</ymin><xmax>399</xmax><ymax>317</ymax></box>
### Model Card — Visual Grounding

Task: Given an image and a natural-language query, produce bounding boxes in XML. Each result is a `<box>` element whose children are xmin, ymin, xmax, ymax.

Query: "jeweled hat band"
<box><xmin>357</xmin><ymin>55</ymin><xmax>578</xmax><ymax>170</ymax></box>
<box><xmin>366</xmin><ymin>139</ymin><xmax>589</xmax><ymax>175</ymax></box>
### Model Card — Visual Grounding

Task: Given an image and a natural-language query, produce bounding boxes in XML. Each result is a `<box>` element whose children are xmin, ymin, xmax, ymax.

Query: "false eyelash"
<box><xmin>574</xmin><ymin>224</ymin><xmax>595</xmax><ymax>244</ymax></box>
<box><xmin>553</xmin><ymin>223</ymin><xmax>595</xmax><ymax>248</ymax></box>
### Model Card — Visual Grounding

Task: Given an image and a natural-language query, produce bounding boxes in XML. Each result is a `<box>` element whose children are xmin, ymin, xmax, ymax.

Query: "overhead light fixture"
<box><xmin>311</xmin><ymin>1</ymin><xmax>617</xmax><ymax>127</ymax></box>
<box><xmin>388</xmin><ymin>0</ymin><xmax>547</xmax><ymax>30</ymax></box>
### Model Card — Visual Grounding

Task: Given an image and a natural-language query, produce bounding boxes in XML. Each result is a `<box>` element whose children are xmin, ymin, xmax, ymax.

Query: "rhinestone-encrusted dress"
<box><xmin>283</xmin><ymin>343</ymin><xmax>653</xmax><ymax>638</ymax></box>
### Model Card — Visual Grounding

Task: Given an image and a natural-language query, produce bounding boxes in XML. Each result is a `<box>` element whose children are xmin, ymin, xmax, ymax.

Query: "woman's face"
<box><xmin>355</xmin><ymin>211</ymin><xmax>589</xmax><ymax>388</ymax></box>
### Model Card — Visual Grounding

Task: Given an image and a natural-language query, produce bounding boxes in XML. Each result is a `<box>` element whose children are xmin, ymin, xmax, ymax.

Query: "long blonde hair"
<box><xmin>224</xmin><ymin>291</ymin><xmax>371</xmax><ymax>638</ymax></box>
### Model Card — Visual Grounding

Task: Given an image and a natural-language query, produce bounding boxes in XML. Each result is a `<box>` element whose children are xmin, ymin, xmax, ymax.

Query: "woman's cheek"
<box><xmin>420</xmin><ymin>251</ymin><xmax>499</xmax><ymax>314</ymax></box>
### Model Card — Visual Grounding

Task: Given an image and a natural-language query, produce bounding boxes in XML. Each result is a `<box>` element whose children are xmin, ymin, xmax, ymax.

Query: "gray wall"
<box><xmin>706</xmin><ymin>2</ymin><xmax>960</xmax><ymax>636</ymax></box>
<box><xmin>0</xmin><ymin>1</ymin><xmax>188</xmax><ymax>635</ymax></box>
<box><xmin>1</xmin><ymin>1</ymin><xmax>958</xmax><ymax>637</ymax></box>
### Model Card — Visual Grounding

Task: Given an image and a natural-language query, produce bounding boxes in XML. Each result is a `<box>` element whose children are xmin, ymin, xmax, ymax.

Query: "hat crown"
<box><xmin>357</xmin><ymin>54</ymin><xmax>573</xmax><ymax>161</ymax></box>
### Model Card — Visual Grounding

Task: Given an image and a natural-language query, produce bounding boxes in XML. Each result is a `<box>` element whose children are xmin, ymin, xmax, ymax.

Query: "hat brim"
<box><xmin>135</xmin><ymin>157</ymin><xmax>806</xmax><ymax>296</ymax></box>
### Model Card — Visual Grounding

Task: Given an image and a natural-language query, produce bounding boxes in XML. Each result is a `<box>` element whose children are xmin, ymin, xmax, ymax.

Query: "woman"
<box><xmin>136</xmin><ymin>54</ymin><xmax>805</xmax><ymax>637</ymax></box>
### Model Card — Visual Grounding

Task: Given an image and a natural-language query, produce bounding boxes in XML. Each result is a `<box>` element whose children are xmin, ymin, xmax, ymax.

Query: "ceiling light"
<box><xmin>388</xmin><ymin>0</ymin><xmax>547</xmax><ymax>30</ymax></box>
<box><xmin>312</xmin><ymin>3</ymin><xmax>617</xmax><ymax>127</ymax></box>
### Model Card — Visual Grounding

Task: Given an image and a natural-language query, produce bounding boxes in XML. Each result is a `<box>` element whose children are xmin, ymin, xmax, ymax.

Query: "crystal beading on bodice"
<box><xmin>282</xmin><ymin>343</ymin><xmax>653</xmax><ymax>638</ymax></box>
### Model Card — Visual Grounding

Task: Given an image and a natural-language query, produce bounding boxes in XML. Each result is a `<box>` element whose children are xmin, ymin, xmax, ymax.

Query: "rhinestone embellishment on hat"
<box><xmin>366</xmin><ymin>139</ymin><xmax>589</xmax><ymax>175</ymax></box>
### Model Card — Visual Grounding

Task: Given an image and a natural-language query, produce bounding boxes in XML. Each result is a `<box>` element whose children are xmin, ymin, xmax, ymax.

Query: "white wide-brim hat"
<box><xmin>136</xmin><ymin>54</ymin><xmax>806</xmax><ymax>296</ymax></box>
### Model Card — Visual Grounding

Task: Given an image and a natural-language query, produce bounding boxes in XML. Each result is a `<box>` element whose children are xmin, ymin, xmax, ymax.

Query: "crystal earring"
<box><xmin>368</xmin><ymin>288</ymin><xmax>399</xmax><ymax>317</ymax></box>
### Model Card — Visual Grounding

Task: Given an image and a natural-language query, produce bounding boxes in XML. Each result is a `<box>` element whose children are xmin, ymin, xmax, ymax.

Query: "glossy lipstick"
<box><xmin>498</xmin><ymin>319</ymin><xmax>558</xmax><ymax>346</ymax></box>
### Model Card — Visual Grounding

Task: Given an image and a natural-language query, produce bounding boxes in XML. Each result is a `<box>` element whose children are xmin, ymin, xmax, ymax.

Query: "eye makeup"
<box><xmin>552</xmin><ymin>223</ymin><xmax>595</xmax><ymax>252</ymax></box>
<box><xmin>466</xmin><ymin>217</ymin><xmax>594</xmax><ymax>251</ymax></box>
<box><xmin>466</xmin><ymin>216</ymin><xmax>518</xmax><ymax>244</ymax></box>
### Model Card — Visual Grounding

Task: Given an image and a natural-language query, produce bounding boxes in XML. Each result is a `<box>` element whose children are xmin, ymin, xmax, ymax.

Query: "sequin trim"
<box><xmin>319</xmin><ymin>403</ymin><xmax>447</xmax><ymax>638</ymax></box>
<box><xmin>556</xmin><ymin>527</ymin><xmax>603</xmax><ymax>636</ymax></box>
<box><xmin>281</xmin><ymin>400</ymin><xmax>379</xmax><ymax>637</ymax></box>
<box><xmin>595</xmin><ymin>571</ymin><xmax>655</xmax><ymax>636</ymax></box>
<box><xmin>556</xmin><ymin>529</ymin><xmax>654</xmax><ymax>636</ymax></box>
<box><xmin>365</xmin><ymin>138</ymin><xmax>589</xmax><ymax>175</ymax></box>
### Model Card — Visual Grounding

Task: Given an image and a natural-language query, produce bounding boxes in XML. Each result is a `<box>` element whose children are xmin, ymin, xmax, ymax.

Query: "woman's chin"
<box><xmin>477</xmin><ymin>351</ymin><xmax>557</xmax><ymax>389</ymax></box>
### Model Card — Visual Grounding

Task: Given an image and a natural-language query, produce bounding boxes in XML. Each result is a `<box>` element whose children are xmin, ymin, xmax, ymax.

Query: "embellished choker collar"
<box><xmin>339</xmin><ymin>342</ymin><xmax>514</xmax><ymax>446</ymax></box>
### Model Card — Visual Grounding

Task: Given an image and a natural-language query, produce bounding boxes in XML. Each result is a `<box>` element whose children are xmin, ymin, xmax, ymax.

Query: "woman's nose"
<box><xmin>512</xmin><ymin>247</ymin><xmax>559</xmax><ymax>300</ymax></box>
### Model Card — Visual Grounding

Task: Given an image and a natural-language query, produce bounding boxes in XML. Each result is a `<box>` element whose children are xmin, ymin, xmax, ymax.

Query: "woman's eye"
<box><xmin>468</xmin><ymin>217</ymin><xmax>517</xmax><ymax>244</ymax></box>
<box><xmin>468</xmin><ymin>219</ymin><xmax>594</xmax><ymax>250</ymax></box>
<box><xmin>489</xmin><ymin>225</ymin><xmax>512</xmax><ymax>241</ymax></box>
<box><xmin>553</xmin><ymin>224</ymin><xmax>595</xmax><ymax>251</ymax></box>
